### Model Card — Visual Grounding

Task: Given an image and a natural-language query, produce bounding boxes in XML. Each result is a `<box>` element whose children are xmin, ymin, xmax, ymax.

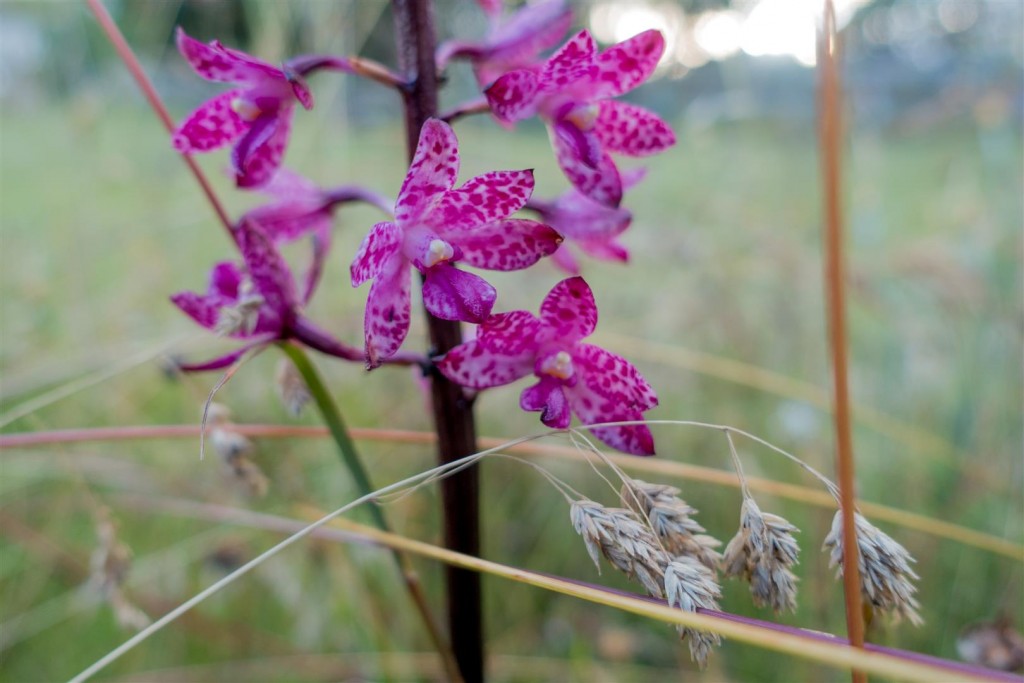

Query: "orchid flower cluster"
<box><xmin>170</xmin><ymin>0</ymin><xmax>675</xmax><ymax>455</ymax></box>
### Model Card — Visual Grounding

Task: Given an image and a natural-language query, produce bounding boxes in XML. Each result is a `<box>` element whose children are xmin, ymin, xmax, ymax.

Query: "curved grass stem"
<box><xmin>275</xmin><ymin>343</ymin><xmax>462</xmax><ymax>683</ymax></box>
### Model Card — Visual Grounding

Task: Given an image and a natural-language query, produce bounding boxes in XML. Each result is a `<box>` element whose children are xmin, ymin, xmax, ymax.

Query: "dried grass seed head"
<box><xmin>722</xmin><ymin>497</ymin><xmax>800</xmax><ymax>612</ymax></box>
<box><xmin>570</xmin><ymin>499</ymin><xmax>670</xmax><ymax>598</ymax></box>
<box><xmin>664</xmin><ymin>555</ymin><xmax>723</xmax><ymax>668</ymax></box>
<box><xmin>621</xmin><ymin>479</ymin><xmax>722</xmax><ymax>571</ymax></box>
<box><xmin>823</xmin><ymin>510</ymin><xmax>922</xmax><ymax>626</ymax></box>
<box><xmin>275</xmin><ymin>357</ymin><xmax>311</xmax><ymax>417</ymax></box>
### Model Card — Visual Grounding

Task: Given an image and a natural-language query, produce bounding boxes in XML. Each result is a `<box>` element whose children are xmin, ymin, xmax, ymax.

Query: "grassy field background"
<box><xmin>1</xmin><ymin>3</ymin><xmax>1022</xmax><ymax>682</ymax></box>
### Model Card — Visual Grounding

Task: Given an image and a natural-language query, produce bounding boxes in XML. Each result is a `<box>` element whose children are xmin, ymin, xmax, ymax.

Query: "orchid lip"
<box><xmin>539</xmin><ymin>350</ymin><xmax>575</xmax><ymax>380</ymax></box>
<box><xmin>231</xmin><ymin>97</ymin><xmax>263</xmax><ymax>122</ymax></box>
<box><xmin>423</xmin><ymin>238</ymin><xmax>455</xmax><ymax>268</ymax></box>
<box><xmin>564</xmin><ymin>102</ymin><xmax>600</xmax><ymax>131</ymax></box>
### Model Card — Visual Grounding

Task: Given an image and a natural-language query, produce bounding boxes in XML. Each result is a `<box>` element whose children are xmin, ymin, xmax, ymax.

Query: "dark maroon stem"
<box><xmin>392</xmin><ymin>1</ymin><xmax>484</xmax><ymax>681</ymax></box>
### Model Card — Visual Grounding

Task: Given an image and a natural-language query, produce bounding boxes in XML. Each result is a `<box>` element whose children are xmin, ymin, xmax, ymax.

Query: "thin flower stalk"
<box><xmin>276</xmin><ymin>343</ymin><xmax>461</xmax><ymax>682</ymax></box>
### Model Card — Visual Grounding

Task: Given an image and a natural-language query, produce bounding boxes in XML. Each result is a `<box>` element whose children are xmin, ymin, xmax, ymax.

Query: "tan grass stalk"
<box><xmin>3</xmin><ymin>425</ymin><xmax>1020</xmax><ymax>561</ymax></box>
<box><xmin>593</xmin><ymin>331</ymin><xmax>963</xmax><ymax>471</ymax></box>
<box><xmin>818</xmin><ymin>2</ymin><xmax>866</xmax><ymax>676</ymax></box>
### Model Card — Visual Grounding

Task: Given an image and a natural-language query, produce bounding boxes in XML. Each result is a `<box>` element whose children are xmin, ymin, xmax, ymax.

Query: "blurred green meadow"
<box><xmin>1</xmin><ymin>1</ymin><xmax>1022</xmax><ymax>681</ymax></box>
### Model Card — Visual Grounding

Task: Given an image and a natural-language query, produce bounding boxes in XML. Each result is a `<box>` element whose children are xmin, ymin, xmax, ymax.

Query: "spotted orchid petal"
<box><xmin>232</xmin><ymin>108</ymin><xmax>293</xmax><ymax>188</ymax></box>
<box><xmin>592</xmin><ymin>29</ymin><xmax>665</xmax><ymax>98</ymax></box>
<box><xmin>431</xmin><ymin>170</ymin><xmax>534</xmax><ymax>231</ymax></box>
<box><xmin>364</xmin><ymin>254</ymin><xmax>412</xmax><ymax>368</ymax></box>
<box><xmin>172</xmin><ymin>89</ymin><xmax>248</xmax><ymax>153</ymax></box>
<box><xmin>575</xmin><ymin>342</ymin><xmax>658</xmax><ymax>411</ymax></box>
<box><xmin>455</xmin><ymin>219</ymin><xmax>562</xmax><ymax>271</ymax></box>
<box><xmin>477</xmin><ymin>310</ymin><xmax>544</xmax><ymax>355</ymax></box>
<box><xmin>566</xmin><ymin>344</ymin><xmax>656</xmax><ymax>455</ymax></box>
<box><xmin>176</xmin><ymin>28</ymin><xmax>284</xmax><ymax>85</ymax></box>
<box><xmin>170</xmin><ymin>291</ymin><xmax>226</xmax><ymax>330</ymax></box>
<box><xmin>351</xmin><ymin>222</ymin><xmax>402</xmax><ymax>287</ymax></box>
<box><xmin>396</xmin><ymin>120</ymin><xmax>460</xmax><ymax>225</ymax></box>
<box><xmin>540</xmin><ymin>30</ymin><xmax>597</xmax><ymax>92</ymax></box>
<box><xmin>236</xmin><ymin>219</ymin><xmax>298</xmax><ymax>320</ymax></box>
<box><xmin>551</xmin><ymin>121</ymin><xmax>623</xmax><ymax>206</ymax></box>
<box><xmin>485</xmin><ymin>68</ymin><xmax>541</xmax><ymax>122</ymax></box>
<box><xmin>520</xmin><ymin>377</ymin><xmax>571</xmax><ymax>428</ymax></box>
<box><xmin>421</xmin><ymin>264</ymin><xmax>496</xmax><ymax>323</ymax></box>
<box><xmin>436</xmin><ymin>338</ymin><xmax>534</xmax><ymax>390</ymax></box>
<box><xmin>595</xmin><ymin>100</ymin><xmax>675</xmax><ymax>156</ymax></box>
<box><xmin>539</xmin><ymin>276</ymin><xmax>597</xmax><ymax>342</ymax></box>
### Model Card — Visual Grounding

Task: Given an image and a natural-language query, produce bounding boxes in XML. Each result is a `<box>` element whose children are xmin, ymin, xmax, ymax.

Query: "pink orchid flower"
<box><xmin>171</xmin><ymin>219</ymin><xmax>361</xmax><ymax>371</ymax></box>
<box><xmin>242</xmin><ymin>169</ymin><xmax>393</xmax><ymax>303</ymax></box>
<box><xmin>172</xmin><ymin>28</ymin><xmax>316</xmax><ymax>188</ymax></box>
<box><xmin>436</xmin><ymin>0</ymin><xmax>572</xmax><ymax>88</ymax></box>
<box><xmin>530</xmin><ymin>168</ymin><xmax>646</xmax><ymax>274</ymax></box>
<box><xmin>485</xmin><ymin>29</ymin><xmax>675</xmax><ymax>207</ymax></box>
<box><xmin>351</xmin><ymin>119</ymin><xmax>561</xmax><ymax>368</ymax></box>
<box><xmin>437</xmin><ymin>277</ymin><xmax>658</xmax><ymax>455</ymax></box>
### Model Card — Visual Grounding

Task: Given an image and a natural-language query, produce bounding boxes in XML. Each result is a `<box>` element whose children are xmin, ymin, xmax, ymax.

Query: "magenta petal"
<box><xmin>364</xmin><ymin>256</ymin><xmax>412</xmax><ymax>368</ymax></box>
<box><xmin>595</xmin><ymin>100</ymin><xmax>676</xmax><ymax>157</ymax></box>
<box><xmin>552</xmin><ymin>192</ymin><xmax>631</xmax><ymax>241</ymax></box>
<box><xmin>395</xmin><ymin>119</ymin><xmax>460</xmax><ymax>225</ymax></box>
<box><xmin>301</xmin><ymin>227</ymin><xmax>332</xmax><ymax>303</ymax></box>
<box><xmin>175</xmin><ymin>337</ymin><xmax>274</xmax><ymax>373</ymax></box>
<box><xmin>540</xmin><ymin>276</ymin><xmax>597</xmax><ymax>342</ymax></box>
<box><xmin>234</xmin><ymin>108</ymin><xmax>293</xmax><ymax>188</ymax></box>
<box><xmin>574</xmin><ymin>343</ymin><xmax>659</xmax><ymax>411</ymax></box>
<box><xmin>431</xmin><ymin>169</ymin><xmax>534</xmax><ymax>231</ymax></box>
<box><xmin>209</xmin><ymin>261</ymin><xmax>243</xmax><ymax>297</ymax></box>
<box><xmin>485</xmin><ymin>68</ymin><xmax>541</xmax><ymax>122</ymax></box>
<box><xmin>351</xmin><ymin>222</ymin><xmax>402</xmax><ymax>287</ymax></box>
<box><xmin>579</xmin><ymin>238</ymin><xmax>629</xmax><ymax>263</ymax></box>
<box><xmin>550</xmin><ymin>121</ymin><xmax>623</xmax><ymax>207</ymax></box>
<box><xmin>288</xmin><ymin>74</ymin><xmax>315</xmax><ymax>110</ymax></box>
<box><xmin>521</xmin><ymin>378</ymin><xmax>571</xmax><ymax>428</ymax></box>
<box><xmin>540</xmin><ymin>30</ymin><xmax>598</xmax><ymax>90</ymax></box>
<box><xmin>564</xmin><ymin>343</ymin><xmax>658</xmax><ymax>455</ymax></box>
<box><xmin>478</xmin><ymin>310</ymin><xmax>543</xmax><ymax>355</ymax></box>
<box><xmin>592</xmin><ymin>29</ymin><xmax>665</xmax><ymax>98</ymax></box>
<box><xmin>422</xmin><ymin>264</ymin><xmax>496</xmax><ymax>323</ymax></box>
<box><xmin>170</xmin><ymin>291</ymin><xmax>223</xmax><ymax>330</ymax></box>
<box><xmin>259</xmin><ymin>167</ymin><xmax>320</xmax><ymax>199</ymax></box>
<box><xmin>456</xmin><ymin>219</ymin><xmax>562</xmax><ymax>271</ymax></box>
<box><xmin>247</xmin><ymin>204</ymin><xmax>331</xmax><ymax>244</ymax></box>
<box><xmin>175</xmin><ymin>28</ymin><xmax>281</xmax><ymax>84</ymax></box>
<box><xmin>236</xmin><ymin>219</ymin><xmax>298</xmax><ymax>316</ymax></box>
<box><xmin>436</xmin><ymin>339</ymin><xmax>534</xmax><ymax>390</ymax></box>
<box><xmin>550</xmin><ymin>245</ymin><xmax>581</xmax><ymax>275</ymax></box>
<box><xmin>485</xmin><ymin>0</ymin><xmax>572</xmax><ymax>66</ymax></box>
<box><xmin>172</xmin><ymin>89</ymin><xmax>248</xmax><ymax>153</ymax></box>
<box><xmin>477</xmin><ymin>0</ymin><xmax>503</xmax><ymax>19</ymax></box>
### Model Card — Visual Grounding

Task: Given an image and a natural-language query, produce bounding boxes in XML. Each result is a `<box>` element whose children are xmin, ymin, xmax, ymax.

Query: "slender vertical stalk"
<box><xmin>85</xmin><ymin>0</ymin><xmax>234</xmax><ymax>238</ymax></box>
<box><xmin>817</xmin><ymin>2</ymin><xmax>867</xmax><ymax>682</ymax></box>
<box><xmin>391</xmin><ymin>1</ymin><xmax>484</xmax><ymax>680</ymax></box>
<box><xmin>279</xmin><ymin>344</ymin><xmax>462</xmax><ymax>683</ymax></box>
